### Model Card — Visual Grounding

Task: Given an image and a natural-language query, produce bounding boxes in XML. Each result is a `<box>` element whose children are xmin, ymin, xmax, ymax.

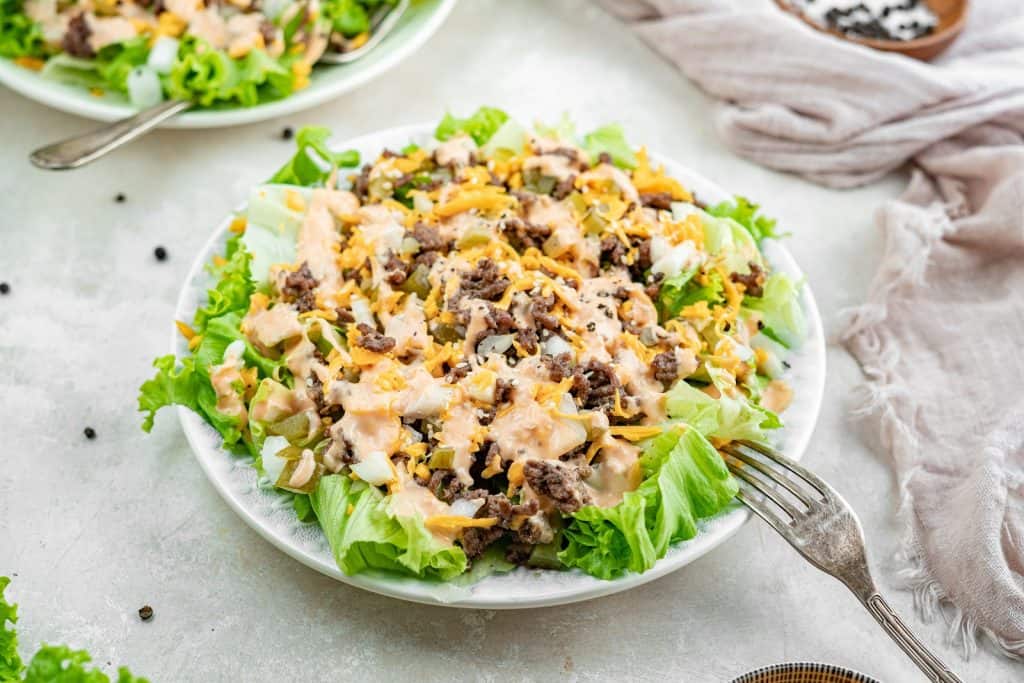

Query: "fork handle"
<box><xmin>860</xmin><ymin>593</ymin><xmax>962</xmax><ymax>682</ymax></box>
<box><xmin>30</xmin><ymin>98</ymin><xmax>190</xmax><ymax>170</ymax></box>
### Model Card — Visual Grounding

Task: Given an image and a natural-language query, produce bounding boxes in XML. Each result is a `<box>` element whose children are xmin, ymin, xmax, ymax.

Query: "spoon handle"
<box><xmin>30</xmin><ymin>99</ymin><xmax>191</xmax><ymax>170</ymax></box>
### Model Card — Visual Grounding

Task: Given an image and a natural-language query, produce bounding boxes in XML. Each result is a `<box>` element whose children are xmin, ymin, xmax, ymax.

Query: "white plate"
<box><xmin>0</xmin><ymin>1</ymin><xmax>455</xmax><ymax>129</ymax></box>
<box><xmin>174</xmin><ymin>122</ymin><xmax>827</xmax><ymax>608</ymax></box>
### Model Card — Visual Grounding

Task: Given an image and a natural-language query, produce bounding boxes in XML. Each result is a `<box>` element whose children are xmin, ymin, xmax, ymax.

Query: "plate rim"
<box><xmin>173</xmin><ymin>121</ymin><xmax>827</xmax><ymax>608</ymax></box>
<box><xmin>0</xmin><ymin>0</ymin><xmax>456</xmax><ymax>129</ymax></box>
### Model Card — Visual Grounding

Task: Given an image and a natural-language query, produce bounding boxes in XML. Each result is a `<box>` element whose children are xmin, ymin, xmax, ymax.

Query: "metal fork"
<box><xmin>721</xmin><ymin>440</ymin><xmax>963</xmax><ymax>683</ymax></box>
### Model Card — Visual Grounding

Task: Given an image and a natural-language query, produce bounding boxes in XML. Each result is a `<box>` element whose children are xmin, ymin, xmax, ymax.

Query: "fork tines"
<box><xmin>720</xmin><ymin>439</ymin><xmax>829</xmax><ymax>529</ymax></box>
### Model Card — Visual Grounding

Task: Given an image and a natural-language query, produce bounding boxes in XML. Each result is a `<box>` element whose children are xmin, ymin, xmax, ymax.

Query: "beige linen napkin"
<box><xmin>601</xmin><ymin>0</ymin><xmax>1024</xmax><ymax>658</ymax></box>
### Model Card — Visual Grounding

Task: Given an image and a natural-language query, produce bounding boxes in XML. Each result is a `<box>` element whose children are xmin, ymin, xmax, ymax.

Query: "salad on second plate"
<box><xmin>139</xmin><ymin>108</ymin><xmax>806</xmax><ymax>581</ymax></box>
<box><xmin>0</xmin><ymin>0</ymin><xmax>395</xmax><ymax>108</ymax></box>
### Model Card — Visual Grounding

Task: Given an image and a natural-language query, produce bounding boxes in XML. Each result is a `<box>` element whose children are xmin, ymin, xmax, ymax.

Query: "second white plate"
<box><xmin>0</xmin><ymin>0</ymin><xmax>455</xmax><ymax>128</ymax></box>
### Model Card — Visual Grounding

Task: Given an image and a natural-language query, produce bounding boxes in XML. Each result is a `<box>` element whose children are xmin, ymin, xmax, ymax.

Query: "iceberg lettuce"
<box><xmin>744</xmin><ymin>272</ymin><xmax>806</xmax><ymax>349</ymax></box>
<box><xmin>559</xmin><ymin>427</ymin><xmax>738</xmax><ymax>579</ymax></box>
<box><xmin>310</xmin><ymin>475</ymin><xmax>468</xmax><ymax>580</ymax></box>
<box><xmin>580</xmin><ymin>123</ymin><xmax>637</xmax><ymax>169</ymax></box>
<box><xmin>434</xmin><ymin>106</ymin><xmax>509</xmax><ymax>146</ymax></box>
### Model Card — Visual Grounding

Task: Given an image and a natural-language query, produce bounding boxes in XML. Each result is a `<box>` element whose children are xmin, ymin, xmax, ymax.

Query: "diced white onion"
<box><xmin>651</xmin><ymin>242</ymin><xmax>698</xmax><ymax>279</ymax></box>
<box><xmin>403</xmin><ymin>385</ymin><xmax>453</xmax><ymax>418</ymax></box>
<box><xmin>127</xmin><ymin>66</ymin><xmax>163</xmax><ymax>109</ymax></box>
<box><xmin>670</xmin><ymin>202</ymin><xmax>700</xmax><ymax>221</ymax></box>
<box><xmin>351</xmin><ymin>450</ymin><xmax>395</xmax><ymax>486</ymax></box>
<box><xmin>758</xmin><ymin>347</ymin><xmax>785</xmax><ymax>379</ymax></box>
<box><xmin>649</xmin><ymin>234</ymin><xmax>670</xmax><ymax>265</ymax></box>
<box><xmin>146</xmin><ymin>36</ymin><xmax>179</xmax><ymax>75</ymax></box>
<box><xmin>223</xmin><ymin>339</ymin><xmax>246</xmax><ymax>362</ymax></box>
<box><xmin>400</xmin><ymin>236</ymin><xmax>421</xmax><ymax>255</ymax></box>
<box><xmin>412</xmin><ymin>193</ymin><xmax>434</xmax><ymax>213</ymax></box>
<box><xmin>350</xmin><ymin>296</ymin><xmax>376</xmax><ymax>328</ymax></box>
<box><xmin>261</xmin><ymin>436</ymin><xmax>290</xmax><ymax>485</ymax></box>
<box><xmin>262</xmin><ymin>0</ymin><xmax>291</xmax><ymax>20</ymax></box>
<box><xmin>543</xmin><ymin>334</ymin><xmax>574</xmax><ymax>358</ymax></box>
<box><xmin>476</xmin><ymin>334</ymin><xmax>514</xmax><ymax>357</ymax></box>
<box><xmin>450</xmin><ymin>497</ymin><xmax>485</xmax><ymax>518</ymax></box>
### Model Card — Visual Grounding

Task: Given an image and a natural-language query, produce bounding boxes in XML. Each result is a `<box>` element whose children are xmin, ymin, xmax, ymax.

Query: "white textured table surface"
<box><xmin>0</xmin><ymin>1</ymin><xmax>1019</xmax><ymax>681</ymax></box>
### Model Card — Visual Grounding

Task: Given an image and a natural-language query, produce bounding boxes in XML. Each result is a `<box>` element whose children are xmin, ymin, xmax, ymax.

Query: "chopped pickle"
<box><xmin>428</xmin><ymin>446</ymin><xmax>456</xmax><ymax>470</ymax></box>
<box><xmin>455</xmin><ymin>224</ymin><xmax>492</xmax><ymax>249</ymax></box>
<box><xmin>267</xmin><ymin>412</ymin><xmax>313</xmax><ymax>444</ymax></box>
<box><xmin>431</xmin><ymin>322</ymin><xmax>464</xmax><ymax>344</ymax></box>
<box><xmin>399</xmin><ymin>264</ymin><xmax>432</xmax><ymax>298</ymax></box>
<box><xmin>276</xmin><ymin>458</ymin><xmax>325</xmax><ymax>494</ymax></box>
<box><xmin>527</xmin><ymin>542</ymin><xmax>564</xmax><ymax>570</ymax></box>
<box><xmin>523</xmin><ymin>168</ymin><xmax>557</xmax><ymax>195</ymax></box>
<box><xmin>275</xmin><ymin>444</ymin><xmax>305</xmax><ymax>460</ymax></box>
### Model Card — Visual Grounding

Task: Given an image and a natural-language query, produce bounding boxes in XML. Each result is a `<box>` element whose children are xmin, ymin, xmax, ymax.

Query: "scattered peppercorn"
<box><xmin>138</xmin><ymin>605</ymin><xmax>153</xmax><ymax>621</ymax></box>
<box><xmin>0</xmin><ymin>282</ymin><xmax>9</xmax><ymax>295</ymax></box>
<box><xmin>154</xmin><ymin>246</ymin><xmax>168</xmax><ymax>261</ymax></box>
<box><xmin>281</xmin><ymin>126</ymin><xmax>294</xmax><ymax>141</ymax></box>
<box><xmin>84</xmin><ymin>427</ymin><xmax>96</xmax><ymax>439</ymax></box>
<box><xmin>115</xmin><ymin>193</ymin><xmax>126</xmax><ymax>203</ymax></box>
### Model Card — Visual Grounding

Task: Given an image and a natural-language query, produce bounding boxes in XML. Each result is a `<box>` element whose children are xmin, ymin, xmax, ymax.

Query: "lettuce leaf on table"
<box><xmin>310</xmin><ymin>475</ymin><xmax>468</xmax><ymax>580</ymax></box>
<box><xmin>1</xmin><ymin>577</ymin><xmax>148</xmax><ymax>682</ymax></box>
<box><xmin>559</xmin><ymin>427</ymin><xmax>739</xmax><ymax>580</ymax></box>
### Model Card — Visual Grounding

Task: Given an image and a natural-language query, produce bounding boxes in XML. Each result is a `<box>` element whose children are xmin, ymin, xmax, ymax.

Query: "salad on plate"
<box><xmin>0</xmin><ymin>0</ymin><xmax>396</xmax><ymax>108</ymax></box>
<box><xmin>139</xmin><ymin>108</ymin><xmax>807</xmax><ymax>582</ymax></box>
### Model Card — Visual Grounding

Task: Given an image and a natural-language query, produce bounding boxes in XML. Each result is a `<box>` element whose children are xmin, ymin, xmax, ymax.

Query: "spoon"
<box><xmin>29</xmin><ymin>0</ymin><xmax>409</xmax><ymax>171</ymax></box>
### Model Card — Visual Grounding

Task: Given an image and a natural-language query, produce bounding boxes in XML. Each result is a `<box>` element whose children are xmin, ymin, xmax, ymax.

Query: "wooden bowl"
<box><xmin>774</xmin><ymin>0</ymin><xmax>969</xmax><ymax>61</ymax></box>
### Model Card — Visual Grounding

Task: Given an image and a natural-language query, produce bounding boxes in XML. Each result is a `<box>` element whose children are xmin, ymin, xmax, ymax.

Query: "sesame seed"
<box><xmin>84</xmin><ymin>427</ymin><xmax>96</xmax><ymax>439</ymax></box>
<box><xmin>115</xmin><ymin>193</ymin><xmax>126</xmax><ymax>203</ymax></box>
<box><xmin>0</xmin><ymin>282</ymin><xmax>9</xmax><ymax>295</ymax></box>
<box><xmin>154</xmin><ymin>246</ymin><xmax>168</xmax><ymax>261</ymax></box>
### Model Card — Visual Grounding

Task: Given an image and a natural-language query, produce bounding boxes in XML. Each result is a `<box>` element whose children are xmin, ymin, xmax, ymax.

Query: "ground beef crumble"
<box><xmin>457</xmin><ymin>258</ymin><xmax>510</xmax><ymax>302</ymax></box>
<box><xmin>280</xmin><ymin>262</ymin><xmax>318</xmax><ymax>312</ymax></box>
<box><xmin>522</xmin><ymin>460</ymin><xmax>592</xmax><ymax>513</ymax></box>
<box><xmin>353</xmin><ymin>323</ymin><xmax>396</xmax><ymax>353</ymax></box>
<box><xmin>730</xmin><ymin>262</ymin><xmax>766</xmax><ymax>298</ymax></box>
<box><xmin>639</xmin><ymin>192</ymin><xmax>674</xmax><ymax>210</ymax></box>
<box><xmin>651</xmin><ymin>351</ymin><xmax>678</xmax><ymax>388</ymax></box>
<box><xmin>63</xmin><ymin>13</ymin><xmax>94</xmax><ymax>58</ymax></box>
<box><xmin>459</xmin><ymin>491</ymin><xmax>541</xmax><ymax>558</ymax></box>
<box><xmin>410</xmin><ymin>221</ymin><xmax>450</xmax><ymax>253</ymax></box>
<box><xmin>383</xmin><ymin>252</ymin><xmax>412</xmax><ymax>286</ymax></box>
<box><xmin>571</xmin><ymin>360</ymin><xmax>620</xmax><ymax>413</ymax></box>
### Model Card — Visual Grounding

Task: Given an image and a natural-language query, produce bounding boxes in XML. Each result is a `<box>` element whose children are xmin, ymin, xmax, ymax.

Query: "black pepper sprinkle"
<box><xmin>84</xmin><ymin>427</ymin><xmax>96</xmax><ymax>439</ymax></box>
<box><xmin>138</xmin><ymin>605</ymin><xmax>153</xmax><ymax>621</ymax></box>
<box><xmin>783</xmin><ymin>360</ymin><xmax>792</xmax><ymax>369</ymax></box>
<box><xmin>757</xmin><ymin>320</ymin><xmax>765</xmax><ymax>330</ymax></box>
<box><xmin>586</xmin><ymin>322</ymin><xmax>596</xmax><ymax>332</ymax></box>
<box><xmin>154</xmin><ymin>246</ymin><xmax>168</xmax><ymax>261</ymax></box>
<box><xmin>0</xmin><ymin>282</ymin><xmax>8</xmax><ymax>295</ymax></box>
<box><xmin>281</xmin><ymin>126</ymin><xmax>294</xmax><ymax>140</ymax></box>
<box><xmin>115</xmin><ymin>193</ymin><xmax>126</xmax><ymax>203</ymax></box>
